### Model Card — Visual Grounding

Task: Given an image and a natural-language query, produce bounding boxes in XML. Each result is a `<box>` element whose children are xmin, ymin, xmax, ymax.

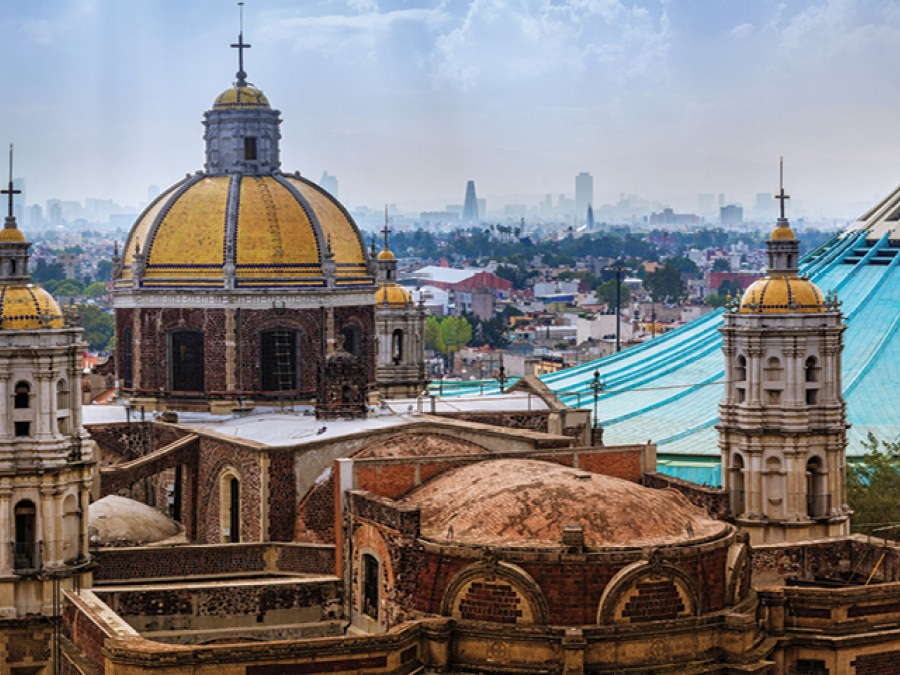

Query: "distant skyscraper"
<box><xmin>587</xmin><ymin>204</ymin><xmax>595</xmax><ymax>230</ymax></box>
<box><xmin>462</xmin><ymin>180</ymin><xmax>479</xmax><ymax>222</ymax></box>
<box><xmin>575</xmin><ymin>172</ymin><xmax>593</xmax><ymax>222</ymax></box>
<box><xmin>319</xmin><ymin>171</ymin><xmax>338</xmax><ymax>198</ymax></box>
<box><xmin>720</xmin><ymin>204</ymin><xmax>743</xmax><ymax>226</ymax></box>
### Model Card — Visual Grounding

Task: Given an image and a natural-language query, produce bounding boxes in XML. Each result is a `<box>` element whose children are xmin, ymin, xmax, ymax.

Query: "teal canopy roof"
<box><xmin>439</xmin><ymin>190</ymin><xmax>900</xmax><ymax>485</ymax></box>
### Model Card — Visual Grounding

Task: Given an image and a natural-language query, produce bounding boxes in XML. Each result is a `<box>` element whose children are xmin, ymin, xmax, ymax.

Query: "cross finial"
<box><xmin>1</xmin><ymin>144</ymin><xmax>21</xmax><ymax>220</ymax></box>
<box><xmin>230</xmin><ymin>3</ymin><xmax>252</xmax><ymax>87</ymax></box>
<box><xmin>774</xmin><ymin>156</ymin><xmax>790</xmax><ymax>220</ymax></box>
<box><xmin>382</xmin><ymin>205</ymin><xmax>391</xmax><ymax>251</ymax></box>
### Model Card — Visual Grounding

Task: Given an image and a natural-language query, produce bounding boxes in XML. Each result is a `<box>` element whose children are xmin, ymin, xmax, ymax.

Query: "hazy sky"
<box><xmin>3</xmin><ymin>0</ymin><xmax>900</xmax><ymax>218</ymax></box>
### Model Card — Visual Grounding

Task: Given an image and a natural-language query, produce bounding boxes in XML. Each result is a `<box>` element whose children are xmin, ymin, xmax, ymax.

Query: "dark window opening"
<box><xmin>261</xmin><ymin>329</ymin><xmax>299</xmax><ymax>392</ymax></box>
<box><xmin>14</xmin><ymin>381</ymin><xmax>30</xmax><ymax>408</ymax></box>
<box><xmin>362</xmin><ymin>553</ymin><xmax>379</xmax><ymax>619</ymax></box>
<box><xmin>805</xmin><ymin>356</ymin><xmax>819</xmax><ymax>383</ymax></box>
<box><xmin>10</xmin><ymin>260</ymin><xmax>15</xmax><ymax>275</ymax></box>
<box><xmin>244</xmin><ymin>136</ymin><xmax>258</xmax><ymax>161</ymax></box>
<box><xmin>806</xmin><ymin>457</ymin><xmax>828</xmax><ymax>518</ymax></box>
<box><xmin>122</xmin><ymin>327</ymin><xmax>133</xmax><ymax>389</ymax></box>
<box><xmin>14</xmin><ymin>421</ymin><xmax>30</xmax><ymax>437</ymax></box>
<box><xmin>229</xmin><ymin>477</ymin><xmax>240</xmax><ymax>543</ymax></box>
<box><xmin>392</xmin><ymin>329</ymin><xmax>404</xmax><ymax>364</ymax></box>
<box><xmin>169</xmin><ymin>330</ymin><xmax>205</xmax><ymax>392</ymax></box>
<box><xmin>14</xmin><ymin>501</ymin><xmax>38</xmax><ymax>572</ymax></box>
<box><xmin>735</xmin><ymin>355</ymin><xmax>747</xmax><ymax>382</ymax></box>
<box><xmin>341</xmin><ymin>324</ymin><xmax>362</xmax><ymax>359</ymax></box>
<box><xmin>806</xmin><ymin>389</ymin><xmax>818</xmax><ymax>405</ymax></box>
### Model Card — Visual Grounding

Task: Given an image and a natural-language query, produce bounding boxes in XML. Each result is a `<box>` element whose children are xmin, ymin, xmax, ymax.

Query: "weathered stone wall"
<box><xmin>93</xmin><ymin>543</ymin><xmax>335</xmax><ymax>582</ymax></box>
<box><xmin>753</xmin><ymin>535</ymin><xmax>900</xmax><ymax>585</ymax></box>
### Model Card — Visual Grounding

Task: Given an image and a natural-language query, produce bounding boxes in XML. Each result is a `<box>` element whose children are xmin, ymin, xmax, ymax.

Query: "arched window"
<box><xmin>169</xmin><ymin>330</ymin><xmax>205</xmax><ymax>392</ymax></box>
<box><xmin>764</xmin><ymin>357</ymin><xmax>782</xmax><ymax>382</ymax></box>
<box><xmin>362</xmin><ymin>553</ymin><xmax>379</xmax><ymax>619</ymax></box>
<box><xmin>14</xmin><ymin>500</ymin><xmax>38</xmax><ymax>572</ymax></box>
<box><xmin>734</xmin><ymin>355</ymin><xmax>747</xmax><ymax>382</ymax></box>
<box><xmin>341</xmin><ymin>324</ymin><xmax>362</xmax><ymax>359</ymax></box>
<box><xmin>391</xmin><ymin>329</ymin><xmax>404</xmax><ymax>364</ymax></box>
<box><xmin>806</xmin><ymin>457</ymin><xmax>827</xmax><ymax>518</ymax></box>
<box><xmin>122</xmin><ymin>326</ymin><xmax>133</xmax><ymax>389</ymax></box>
<box><xmin>260</xmin><ymin>328</ymin><xmax>300</xmax><ymax>392</ymax></box>
<box><xmin>805</xmin><ymin>356</ymin><xmax>819</xmax><ymax>382</ymax></box>
<box><xmin>220</xmin><ymin>472</ymin><xmax>240</xmax><ymax>543</ymax></box>
<box><xmin>57</xmin><ymin>379</ymin><xmax>69</xmax><ymax>410</ymax></box>
<box><xmin>730</xmin><ymin>453</ymin><xmax>745</xmax><ymax>517</ymax></box>
<box><xmin>14</xmin><ymin>381</ymin><xmax>30</xmax><ymax>409</ymax></box>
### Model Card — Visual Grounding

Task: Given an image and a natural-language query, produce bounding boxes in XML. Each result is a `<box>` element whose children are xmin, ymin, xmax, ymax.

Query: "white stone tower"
<box><xmin>373</xmin><ymin>215</ymin><xmax>427</xmax><ymax>399</ymax></box>
<box><xmin>0</xmin><ymin>148</ymin><xmax>94</xmax><ymax>648</ymax></box>
<box><xmin>718</xmin><ymin>167</ymin><xmax>849</xmax><ymax>544</ymax></box>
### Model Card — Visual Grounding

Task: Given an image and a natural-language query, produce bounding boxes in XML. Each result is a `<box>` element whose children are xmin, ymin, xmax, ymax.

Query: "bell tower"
<box><xmin>718</xmin><ymin>163</ymin><xmax>849</xmax><ymax>544</ymax></box>
<box><xmin>0</xmin><ymin>147</ymin><xmax>95</xmax><ymax>672</ymax></box>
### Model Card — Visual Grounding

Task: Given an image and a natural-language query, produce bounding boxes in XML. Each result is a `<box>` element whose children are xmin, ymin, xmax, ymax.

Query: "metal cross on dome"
<box><xmin>231</xmin><ymin>2</ymin><xmax>252</xmax><ymax>87</ymax></box>
<box><xmin>1</xmin><ymin>144</ymin><xmax>21</xmax><ymax>219</ymax></box>
<box><xmin>775</xmin><ymin>156</ymin><xmax>790</xmax><ymax>220</ymax></box>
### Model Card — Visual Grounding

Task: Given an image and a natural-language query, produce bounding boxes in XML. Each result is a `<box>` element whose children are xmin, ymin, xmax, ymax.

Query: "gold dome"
<box><xmin>376</xmin><ymin>284</ymin><xmax>412</xmax><ymax>306</ymax></box>
<box><xmin>117</xmin><ymin>174</ymin><xmax>371</xmax><ymax>289</ymax></box>
<box><xmin>739</xmin><ymin>276</ymin><xmax>825</xmax><ymax>314</ymax></box>
<box><xmin>0</xmin><ymin>284</ymin><xmax>64</xmax><ymax>329</ymax></box>
<box><xmin>377</xmin><ymin>249</ymin><xmax>396</xmax><ymax>261</ymax></box>
<box><xmin>0</xmin><ymin>227</ymin><xmax>25</xmax><ymax>242</ymax></box>
<box><xmin>770</xmin><ymin>224</ymin><xmax>796</xmax><ymax>240</ymax></box>
<box><xmin>213</xmin><ymin>85</ymin><xmax>270</xmax><ymax>109</ymax></box>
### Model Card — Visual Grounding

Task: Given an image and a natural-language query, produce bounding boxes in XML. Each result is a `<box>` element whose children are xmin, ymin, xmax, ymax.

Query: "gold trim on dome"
<box><xmin>770</xmin><ymin>225</ymin><xmax>796</xmax><ymax>240</ymax></box>
<box><xmin>285</xmin><ymin>177</ymin><xmax>367</xmax><ymax>275</ymax></box>
<box><xmin>213</xmin><ymin>85</ymin><xmax>270</xmax><ymax>109</ymax></box>
<box><xmin>739</xmin><ymin>276</ymin><xmax>825</xmax><ymax>313</ymax></box>
<box><xmin>0</xmin><ymin>285</ymin><xmax>64</xmax><ymax>329</ymax></box>
<box><xmin>146</xmin><ymin>177</ymin><xmax>229</xmax><ymax>275</ymax></box>
<box><xmin>121</xmin><ymin>182</ymin><xmax>185</xmax><ymax>280</ymax></box>
<box><xmin>236</xmin><ymin>177</ymin><xmax>321</xmax><ymax>275</ymax></box>
<box><xmin>376</xmin><ymin>285</ymin><xmax>412</xmax><ymax>305</ymax></box>
<box><xmin>0</xmin><ymin>228</ymin><xmax>25</xmax><ymax>242</ymax></box>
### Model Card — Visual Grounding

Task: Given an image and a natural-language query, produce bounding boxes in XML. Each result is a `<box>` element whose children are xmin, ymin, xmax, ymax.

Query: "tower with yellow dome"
<box><xmin>0</xmin><ymin>148</ymin><xmax>95</xmax><ymax>671</ymax></box>
<box><xmin>113</xmin><ymin>25</ymin><xmax>377</xmax><ymax>412</ymax></box>
<box><xmin>718</xmin><ymin>167</ymin><xmax>849</xmax><ymax>544</ymax></box>
<box><xmin>372</xmin><ymin>216</ymin><xmax>427</xmax><ymax>398</ymax></box>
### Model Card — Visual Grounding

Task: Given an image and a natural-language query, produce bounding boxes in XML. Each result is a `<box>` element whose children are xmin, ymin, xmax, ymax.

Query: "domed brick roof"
<box><xmin>400</xmin><ymin>458</ymin><xmax>727</xmax><ymax>549</ymax></box>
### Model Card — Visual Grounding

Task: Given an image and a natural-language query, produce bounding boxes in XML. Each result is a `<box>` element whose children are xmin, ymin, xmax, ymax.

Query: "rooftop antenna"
<box><xmin>231</xmin><ymin>2</ymin><xmax>251</xmax><ymax>87</ymax></box>
<box><xmin>1</xmin><ymin>144</ymin><xmax>21</xmax><ymax>221</ymax></box>
<box><xmin>775</xmin><ymin>156</ymin><xmax>790</xmax><ymax>220</ymax></box>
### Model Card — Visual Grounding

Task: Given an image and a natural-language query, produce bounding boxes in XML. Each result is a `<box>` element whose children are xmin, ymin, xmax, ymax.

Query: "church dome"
<box><xmin>400</xmin><ymin>459</ymin><xmax>726</xmax><ymax>549</ymax></box>
<box><xmin>0</xmin><ymin>284</ymin><xmax>64</xmax><ymax>330</ymax></box>
<box><xmin>117</xmin><ymin>173</ymin><xmax>372</xmax><ymax>289</ymax></box>
<box><xmin>769</xmin><ymin>224</ymin><xmax>796</xmax><ymax>240</ymax></box>
<box><xmin>213</xmin><ymin>84</ymin><xmax>270</xmax><ymax>109</ymax></box>
<box><xmin>0</xmin><ymin>227</ymin><xmax>25</xmax><ymax>242</ymax></box>
<box><xmin>739</xmin><ymin>276</ymin><xmax>825</xmax><ymax>314</ymax></box>
<box><xmin>376</xmin><ymin>284</ymin><xmax>412</xmax><ymax>306</ymax></box>
<box><xmin>377</xmin><ymin>249</ymin><xmax>396</xmax><ymax>261</ymax></box>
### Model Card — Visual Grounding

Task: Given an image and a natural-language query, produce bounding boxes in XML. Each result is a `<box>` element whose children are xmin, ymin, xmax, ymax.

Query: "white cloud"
<box><xmin>730</xmin><ymin>22</ymin><xmax>753</xmax><ymax>38</ymax></box>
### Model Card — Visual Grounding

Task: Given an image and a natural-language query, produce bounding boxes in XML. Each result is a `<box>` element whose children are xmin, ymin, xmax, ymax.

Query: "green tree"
<box><xmin>717</xmin><ymin>279</ymin><xmax>743</xmax><ymax>297</ymax></box>
<box><xmin>712</xmin><ymin>258</ymin><xmax>731</xmax><ymax>272</ymax></box>
<box><xmin>31</xmin><ymin>258</ymin><xmax>66</xmax><ymax>283</ymax></box>
<box><xmin>83</xmin><ymin>281</ymin><xmax>107</xmax><ymax>299</ymax></box>
<box><xmin>95</xmin><ymin>259</ymin><xmax>113</xmax><ymax>282</ymax></box>
<box><xmin>643</xmin><ymin>261</ymin><xmax>686</xmax><ymax>303</ymax></box>
<box><xmin>669</xmin><ymin>256</ymin><xmax>699</xmax><ymax>276</ymax></box>
<box><xmin>424</xmin><ymin>315</ymin><xmax>444</xmax><ymax>354</ymax></box>
<box><xmin>47</xmin><ymin>278</ymin><xmax>85</xmax><ymax>297</ymax></box>
<box><xmin>704</xmin><ymin>293</ymin><xmax>728</xmax><ymax>308</ymax></box>
<box><xmin>79</xmin><ymin>304</ymin><xmax>115</xmax><ymax>352</ymax></box>
<box><xmin>440</xmin><ymin>316</ymin><xmax>473</xmax><ymax>356</ymax></box>
<box><xmin>848</xmin><ymin>434</ymin><xmax>900</xmax><ymax>535</ymax></box>
<box><xmin>595</xmin><ymin>279</ymin><xmax>630</xmax><ymax>307</ymax></box>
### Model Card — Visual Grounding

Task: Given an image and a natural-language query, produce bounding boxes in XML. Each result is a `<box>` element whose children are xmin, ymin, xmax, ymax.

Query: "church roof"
<box><xmin>400</xmin><ymin>458</ymin><xmax>726</xmax><ymax>549</ymax></box>
<box><xmin>0</xmin><ymin>284</ymin><xmax>64</xmax><ymax>330</ymax></box>
<box><xmin>117</xmin><ymin>174</ymin><xmax>371</xmax><ymax>289</ymax></box>
<box><xmin>213</xmin><ymin>84</ymin><xmax>270</xmax><ymax>109</ymax></box>
<box><xmin>738</xmin><ymin>275</ymin><xmax>825</xmax><ymax>313</ymax></box>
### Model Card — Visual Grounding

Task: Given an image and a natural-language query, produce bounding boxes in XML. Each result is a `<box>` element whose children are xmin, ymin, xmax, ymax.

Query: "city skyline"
<box><xmin>2</xmin><ymin>1</ymin><xmax>900</xmax><ymax>218</ymax></box>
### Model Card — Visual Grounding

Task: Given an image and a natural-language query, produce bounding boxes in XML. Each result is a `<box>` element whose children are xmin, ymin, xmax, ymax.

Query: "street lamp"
<box><xmin>610</xmin><ymin>265</ymin><xmax>626</xmax><ymax>352</ymax></box>
<box><xmin>496</xmin><ymin>364</ymin><xmax>508</xmax><ymax>393</ymax></box>
<box><xmin>589</xmin><ymin>369</ymin><xmax>604</xmax><ymax>431</ymax></box>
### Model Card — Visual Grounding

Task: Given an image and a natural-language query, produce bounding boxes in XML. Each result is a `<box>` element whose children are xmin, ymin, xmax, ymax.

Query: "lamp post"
<box><xmin>497</xmin><ymin>364</ymin><xmax>507</xmax><ymax>393</ymax></box>
<box><xmin>589</xmin><ymin>369</ymin><xmax>604</xmax><ymax>429</ymax></box>
<box><xmin>610</xmin><ymin>265</ymin><xmax>626</xmax><ymax>352</ymax></box>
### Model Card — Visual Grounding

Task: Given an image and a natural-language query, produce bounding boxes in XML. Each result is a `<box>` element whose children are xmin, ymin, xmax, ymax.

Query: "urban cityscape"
<box><xmin>4</xmin><ymin>2</ymin><xmax>900</xmax><ymax>674</ymax></box>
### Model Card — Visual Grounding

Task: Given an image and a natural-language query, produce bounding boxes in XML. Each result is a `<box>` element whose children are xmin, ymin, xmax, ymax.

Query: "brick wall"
<box><xmin>852</xmin><ymin>649</ymin><xmax>900</xmax><ymax>674</ymax></box>
<box><xmin>268</xmin><ymin>449</ymin><xmax>297</xmax><ymax>541</ymax></box>
<box><xmin>642</xmin><ymin>472</ymin><xmax>729</xmax><ymax>519</ymax></box>
<box><xmin>93</xmin><ymin>543</ymin><xmax>335</xmax><ymax>581</ymax></box>
<box><xmin>458</xmin><ymin>582</ymin><xmax>524</xmax><ymax>623</ymax></box>
<box><xmin>296</xmin><ymin>471</ymin><xmax>336</xmax><ymax>543</ymax></box>
<box><xmin>753</xmin><ymin>536</ymin><xmax>900</xmax><ymax>584</ymax></box>
<box><xmin>196</xmin><ymin>435</ymin><xmax>262</xmax><ymax>543</ymax></box>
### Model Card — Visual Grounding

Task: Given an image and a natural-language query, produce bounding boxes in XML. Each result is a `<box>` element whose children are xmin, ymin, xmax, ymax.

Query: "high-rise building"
<box><xmin>575</xmin><ymin>172</ymin><xmax>593</xmax><ymax>222</ymax></box>
<box><xmin>319</xmin><ymin>171</ymin><xmax>338</xmax><ymax>198</ymax></box>
<box><xmin>462</xmin><ymin>180</ymin><xmax>479</xmax><ymax>222</ymax></box>
<box><xmin>720</xmin><ymin>204</ymin><xmax>743</xmax><ymax>226</ymax></box>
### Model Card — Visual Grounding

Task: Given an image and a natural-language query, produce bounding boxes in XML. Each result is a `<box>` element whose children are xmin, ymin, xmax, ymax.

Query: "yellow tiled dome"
<box><xmin>770</xmin><ymin>224</ymin><xmax>796</xmax><ymax>240</ymax></box>
<box><xmin>0</xmin><ymin>284</ymin><xmax>64</xmax><ymax>329</ymax></box>
<box><xmin>377</xmin><ymin>249</ymin><xmax>396</xmax><ymax>261</ymax></box>
<box><xmin>0</xmin><ymin>227</ymin><xmax>25</xmax><ymax>242</ymax></box>
<box><xmin>118</xmin><ymin>174</ymin><xmax>371</xmax><ymax>289</ymax></box>
<box><xmin>213</xmin><ymin>85</ymin><xmax>270</xmax><ymax>109</ymax></box>
<box><xmin>376</xmin><ymin>284</ymin><xmax>412</xmax><ymax>306</ymax></box>
<box><xmin>739</xmin><ymin>276</ymin><xmax>825</xmax><ymax>314</ymax></box>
